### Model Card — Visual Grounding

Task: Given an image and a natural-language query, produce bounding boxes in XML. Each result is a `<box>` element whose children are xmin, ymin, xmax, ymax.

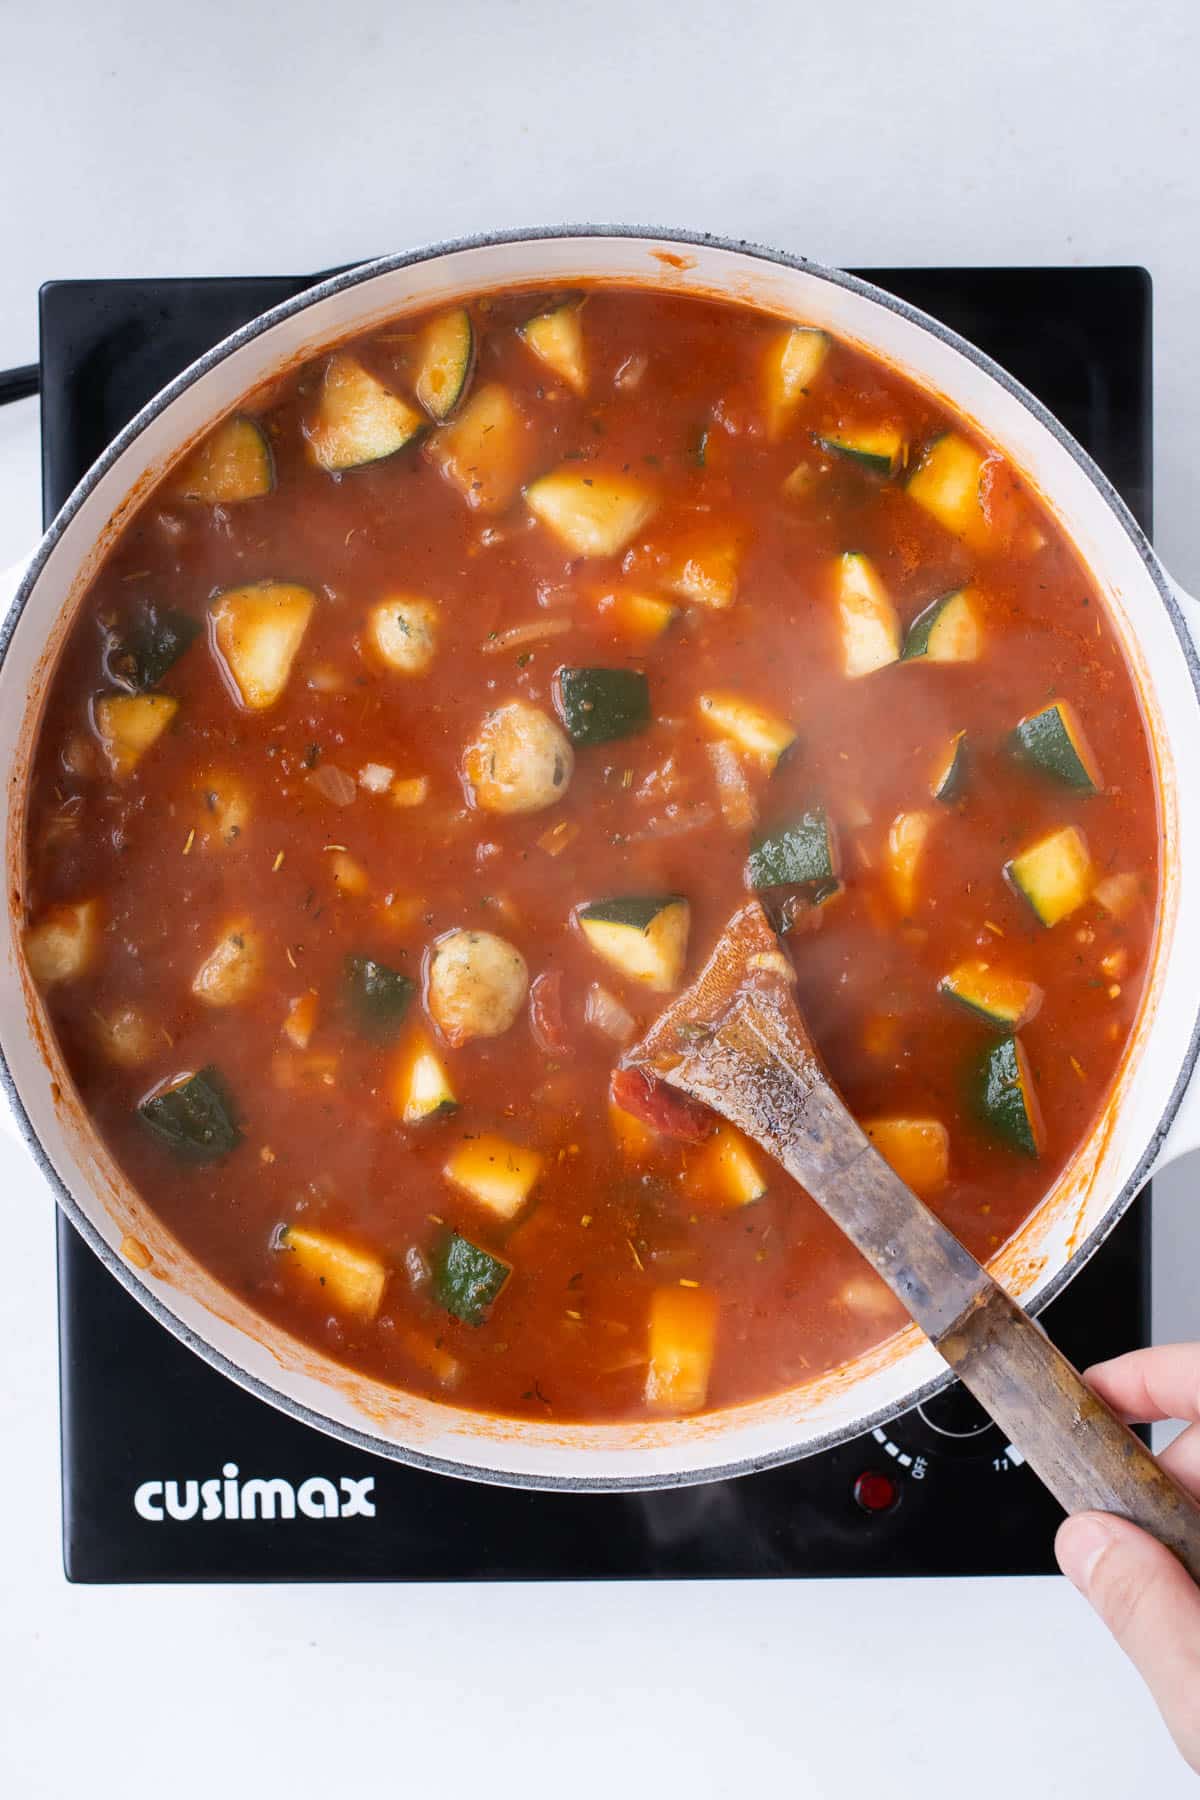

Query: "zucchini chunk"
<box><xmin>644</xmin><ymin>1286</ymin><xmax>719</xmax><ymax>1414</ymax></box>
<box><xmin>192</xmin><ymin>920</ymin><xmax>264</xmax><ymax>1008</ymax></box>
<box><xmin>763</xmin><ymin>326</ymin><xmax>831</xmax><ymax>439</ymax></box>
<box><xmin>174</xmin><ymin>416</ymin><xmax>273</xmax><ymax>504</ymax></box>
<box><xmin>836</xmin><ymin>552</ymin><xmax>902</xmax><ymax>678</ymax></box>
<box><xmin>907</xmin><ymin>432</ymin><xmax>991</xmax><ymax>548</ymax></box>
<box><xmin>105</xmin><ymin>601</ymin><xmax>201</xmax><ymax>692</ymax></box>
<box><xmin>426</xmin><ymin>383</ymin><xmax>529</xmax><ymax>512</ymax></box>
<box><xmin>901</xmin><ymin>588</ymin><xmax>982</xmax><ymax>663</ymax></box>
<box><xmin>595</xmin><ymin>589</ymin><xmax>679</xmax><ymax>642</ymax></box>
<box><xmin>695</xmin><ymin>1125</ymin><xmax>767</xmax><ymax>1207</ymax></box>
<box><xmin>815</xmin><ymin>424</ymin><xmax>907</xmax><ymax>477</ymax></box>
<box><xmin>938</xmin><ymin>959</ymin><xmax>1044</xmax><ymax>1031</ymax></box>
<box><xmin>577</xmin><ymin>895</ymin><xmax>690</xmax><ymax>993</ymax></box>
<box><xmin>443</xmin><ymin>1132</ymin><xmax>543</xmax><ymax>1220</ymax></box>
<box><xmin>747</xmin><ymin>810</ymin><xmax>838</xmax><ymax>890</ymax></box>
<box><xmin>414</xmin><ymin>307</ymin><xmax>474</xmax><ymax>421</ymax></box>
<box><xmin>343</xmin><ymin>954</ymin><xmax>415</xmax><ymax>1040</ymax></box>
<box><xmin>277</xmin><ymin>1225</ymin><xmax>388</xmax><ymax>1319</ymax></box>
<box><xmin>1005</xmin><ymin>825</ymin><xmax>1092</xmax><ymax>928</ymax></box>
<box><xmin>94</xmin><ymin>693</ymin><xmax>178</xmax><ymax>778</ymax></box>
<box><xmin>307</xmin><ymin>352</ymin><xmax>423</xmax><ymax>472</ymax></box>
<box><xmin>973</xmin><ymin>1035</ymin><xmax>1045</xmax><ymax>1158</ymax></box>
<box><xmin>462</xmin><ymin>700</ymin><xmax>574</xmax><ymax>813</ymax></box>
<box><xmin>662</xmin><ymin>533</ymin><xmax>740</xmax><ymax>610</ymax></box>
<box><xmin>556</xmin><ymin>665</ymin><xmax>651</xmax><ymax>745</ymax></box>
<box><xmin>863</xmin><ymin>1117</ymin><xmax>949</xmax><ymax>1197</ymax></box>
<box><xmin>138</xmin><ymin>1067</ymin><xmax>241</xmax><ymax>1162</ymax></box>
<box><xmin>392</xmin><ymin>1031</ymin><xmax>458</xmax><ymax>1123</ymax></box>
<box><xmin>526</xmin><ymin>467</ymin><xmax>656</xmax><ymax>557</ymax></box>
<box><xmin>210</xmin><ymin>582</ymin><xmax>315</xmax><ymax>711</ymax></box>
<box><xmin>1010</xmin><ymin>700</ymin><xmax>1103</xmax><ymax>792</ymax></box>
<box><xmin>24</xmin><ymin>899</ymin><xmax>100</xmax><ymax>986</ymax></box>
<box><xmin>885</xmin><ymin>810</ymin><xmax>934</xmax><ymax>916</ymax></box>
<box><xmin>697</xmin><ymin>690</ymin><xmax>796</xmax><ymax>770</ymax></box>
<box><xmin>427</xmin><ymin>929</ymin><xmax>529</xmax><ymax>1045</ymax></box>
<box><xmin>930</xmin><ymin>731</ymin><xmax>968</xmax><ymax>803</ymax></box>
<box><xmin>518</xmin><ymin>301</ymin><xmax>587</xmax><ymax>393</ymax></box>
<box><xmin>367</xmin><ymin>594</ymin><xmax>439</xmax><ymax>675</ymax></box>
<box><xmin>433</xmin><ymin>1231</ymin><xmax>511</xmax><ymax>1326</ymax></box>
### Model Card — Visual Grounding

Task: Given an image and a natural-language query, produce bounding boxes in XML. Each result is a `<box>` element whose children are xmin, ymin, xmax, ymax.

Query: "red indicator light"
<box><xmin>853</xmin><ymin>1469</ymin><xmax>899</xmax><ymax>1514</ymax></box>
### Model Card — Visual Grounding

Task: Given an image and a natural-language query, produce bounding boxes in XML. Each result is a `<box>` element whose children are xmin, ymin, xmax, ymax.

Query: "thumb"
<box><xmin>1057</xmin><ymin>1511</ymin><xmax>1200</xmax><ymax>1770</ymax></box>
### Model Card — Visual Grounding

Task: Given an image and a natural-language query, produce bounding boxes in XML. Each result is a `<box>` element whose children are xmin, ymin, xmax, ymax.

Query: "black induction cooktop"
<box><xmin>42</xmin><ymin>262</ymin><xmax>1152</xmax><ymax>1583</ymax></box>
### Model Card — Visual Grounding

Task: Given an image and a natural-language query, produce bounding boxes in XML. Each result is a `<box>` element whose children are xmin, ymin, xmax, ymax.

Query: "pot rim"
<box><xmin>5</xmin><ymin>225</ymin><xmax>1199</xmax><ymax>1493</ymax></box>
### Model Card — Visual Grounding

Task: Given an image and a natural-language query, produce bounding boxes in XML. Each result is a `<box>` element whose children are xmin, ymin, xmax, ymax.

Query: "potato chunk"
<box><xmin>94</xmin><ymin>694</ymin><xmax>178</xmax><ymax>778</ymax></box>
<box><xmin>443</xmin><ymin>1133</ymin><xmax>542</xmax><ymax>1219</ymax></box>
<box><xmin>367</xmin><ymin>594</ymin><xmax>439</xmax><ymax>675</ymax></box>
<box><xmin>211</xmin><ymin>583</ymin><xmax>315</xmax><ymax>710</ymax></box>
<box><xmin>427</xmin><ymin>929</ymin><xmax>528</xmax><ymax>1045</ymax></box>
<box><xmin>93</xmin><ymin>1002</ymin><xmax>155</xmax><ymax>1066</ymax></box>
<box><xmin>525</xmin><ymin>468</ymin><xmax>657</xmax><ymax>557</ymax></box>
<box><xmin>192</xmin><ymin>768</ymin><xmax>251</xmax><ymax>847</ymax></box>
<box><xmin>25</xmin><ymin>900</ymin><xmax>100</xmax><ymax>986</ymax></box>
<box><xmin>645</xmin><ymin>1286</ymin><xmax>719</xmax><ymax>1414</ymax></box>
<box><xmin>426</xmin><ymin>383</ymin><xmax>530</xmax><ymax>513</ymax></box>
<box><xmin>192</xmin><ymin>920</ymin><xmax>264</xmax><ymax>1007</ymax></box>
<box><xmin>462</xmin><ymin>701</ymin><xmax>574</xmax><ymax>815</ymax></box>
<box><xmin>278</xmin><ymin>1225</ymin><xmax>388</xmax><ymax>1319</ymax></box>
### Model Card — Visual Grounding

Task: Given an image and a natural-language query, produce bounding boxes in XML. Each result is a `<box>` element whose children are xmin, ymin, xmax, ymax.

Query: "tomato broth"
<box><xmin>23</xmin><ymin>286</ymin><xmax>1158</xmax><ymax>1422</ymax></box>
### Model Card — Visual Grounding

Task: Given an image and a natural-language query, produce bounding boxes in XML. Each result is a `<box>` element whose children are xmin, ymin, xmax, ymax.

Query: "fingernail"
<box><xmin>1056</xmin><ymin>1513</ymin><xmax>1118</xmax><ymax>1593</ymax></box>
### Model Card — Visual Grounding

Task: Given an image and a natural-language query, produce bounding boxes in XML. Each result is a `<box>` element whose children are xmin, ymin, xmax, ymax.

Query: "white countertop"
<box><xmin>3</xmin><ymin>1</ymin><xmax>1200</xmax><ymax>1792</ymax></box>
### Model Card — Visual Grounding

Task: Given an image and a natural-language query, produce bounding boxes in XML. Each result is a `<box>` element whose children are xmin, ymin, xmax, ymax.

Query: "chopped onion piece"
<box><xmin>586</xmin><ymin>982</ymin><xmax>637</xmax><ymax>1045</ymax></box>
<box><xmin>307</xmin><ymin>763</ymin><xmax>357</xmax><ymax>806</ymax></box>
<box><xmin>614</xmin><ymin>352</ymin><xmax>648</xmax><ymax>390</ymax></box>
<box><xmin>359</xmin><ymin>762</ymin><xmax>395</xmax><ymax>793</ymax></box>
<box><xmin>480</xmin><ymin>615</ymin><xmax>574</xmax><ymax>655</ymax></box>
<box><xmin>706</xmin><ymin>741</ymin><xmax>757</xmax><ymax>829</ymax></box>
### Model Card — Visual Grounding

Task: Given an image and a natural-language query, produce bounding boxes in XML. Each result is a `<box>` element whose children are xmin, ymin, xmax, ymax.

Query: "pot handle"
<box><xmin>1154</xmin><ymin>569</ymin><xmax>1200</xmax><ymax>1171</ymax></box>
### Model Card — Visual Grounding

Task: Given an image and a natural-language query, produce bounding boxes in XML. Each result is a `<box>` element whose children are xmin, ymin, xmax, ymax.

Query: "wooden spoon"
<box><xmin>623</xmin><ymin>898</ymin><xmax>1200</xmax><ymax>1579</ymax></box>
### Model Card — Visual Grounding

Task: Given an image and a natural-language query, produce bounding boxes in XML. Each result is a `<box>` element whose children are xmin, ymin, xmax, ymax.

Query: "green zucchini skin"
<box><xmin>343</xmin><ymin>955</ymin><xmax>415</xmax><ymax>1040</ymax></box>
<box><xmin>902</xmin><ymin>590</ymin><xmax>966</xmax><ymax>660</ymax></box>
<box><xmin>434</xmin><ymin>1232</ymin><xmax>511</xmax><ymax>1326</ymax></box>
<box><xmin>813</xmin><ymin>433</ymin><xmax>896</xmax><ymax>476</ymax></box>
<box><xmin>139</xmin><ymin>1067</ymin><xmax>241</xmax><ymax>1161</ymax></box>
<box><xmin>747</xmin><ymin>810</ymin><xmax>836</xmax><ymax>889</ymax></box>
<box><xmin>105</xmin><ymin>601</ymin><xmax>202</xmax><ymax>692</ymax></box>
<box><xmin>556</xmin><ymin>666</ymin><xmax>651</xmax><ymax>745</ymax></box>
<box><xmin>1010</xmin><ymin>702</ymin><xmax>1100</xmax><ymax>792</ymax></box>
<box><xmin>932</xmin><ymin>731</ymin><xmax>968</xmax><ymax>802</ymax></box>
<box><xmin>578</xmin><ymin>895</ymin><xmax>686</xmax><ymax>931</ymax></box>
<box><xmin>973</xmin><ymin>1036</ymin><xmax>1042</xmax><ymax>1157</ymax></box>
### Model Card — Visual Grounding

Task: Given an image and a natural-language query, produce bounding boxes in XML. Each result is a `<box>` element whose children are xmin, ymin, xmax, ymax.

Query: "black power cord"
<box><xmin>0</xmin><ymin>364</ymin><xmax>38</xmax><ymax>406</ymax></box>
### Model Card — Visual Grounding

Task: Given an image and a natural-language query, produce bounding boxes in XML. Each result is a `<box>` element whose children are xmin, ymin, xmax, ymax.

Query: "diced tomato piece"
<box><xmin>529</xmin><ymin>970</ymin><xmax>569</xmax><ymax>1056</ymax></box>
<box><xmin>609</xmin><ymin>1065</ymin><xmax>715</xmax><ymax>1144</ymax></box>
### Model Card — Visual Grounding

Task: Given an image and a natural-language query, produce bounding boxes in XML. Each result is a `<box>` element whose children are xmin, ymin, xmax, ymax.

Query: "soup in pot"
<box><xmin>23</xmin><ymin>286</ymin><xmax>1158</xmax><ymax>1421</ymax></box>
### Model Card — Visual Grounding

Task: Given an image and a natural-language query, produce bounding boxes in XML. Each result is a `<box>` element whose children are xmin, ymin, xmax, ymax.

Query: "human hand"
<box><xmin>1055</xmin><ymin>1344</ymin><xmax>1200</xmax><ymax>1771</ymax></box>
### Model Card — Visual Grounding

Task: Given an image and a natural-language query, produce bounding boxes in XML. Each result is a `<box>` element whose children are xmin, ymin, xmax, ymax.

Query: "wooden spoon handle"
<box><xmin>937</xmin><ymin>1282</ymin><xmax>1200</xmax><ymax>1583</ymax></box>
<box><xmin>660</xmin><ymin>972</ymin><xmax>1200</xmax><ymax>1581</ymax></box>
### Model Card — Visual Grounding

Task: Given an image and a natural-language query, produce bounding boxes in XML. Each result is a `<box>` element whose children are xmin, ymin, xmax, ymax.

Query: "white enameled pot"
<box><xmin>3</xmin><ymin>228</ymin><xmax>1200</xmax><ymax>1491</ymax></box>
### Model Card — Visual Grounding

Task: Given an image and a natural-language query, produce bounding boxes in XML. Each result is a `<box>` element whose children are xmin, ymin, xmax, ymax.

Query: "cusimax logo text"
<box><xmin>133</xmin><ymin>1462</ymin><xmax>376</xmax><ymax>1523</ymax></box>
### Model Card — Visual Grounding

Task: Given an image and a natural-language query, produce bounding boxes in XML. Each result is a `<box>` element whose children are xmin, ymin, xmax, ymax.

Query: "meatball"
<box><xmin>427</xmin><ymin>929</ymin><xmax>529</xmax><ymax>1044</ymax></box>
<box><xmin>462</xmin><ymin>700</ymin><xmax>574</xmax><ymax>814</ymax></box>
